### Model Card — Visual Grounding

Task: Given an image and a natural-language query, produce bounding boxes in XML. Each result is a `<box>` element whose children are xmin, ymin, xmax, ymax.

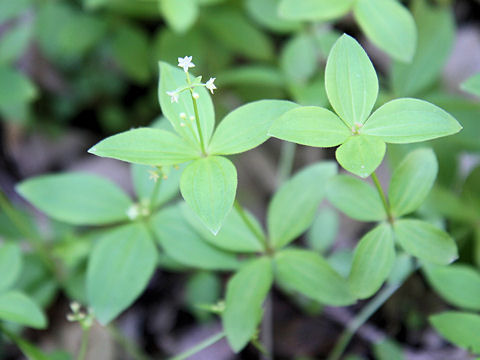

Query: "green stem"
<box><xmin>107</xmin><ymin>324</ymin><xmax>151</xmax><ymax>360</ymax></box>
<box><xmin>149</xmin><ymin>175</ymin><xmax>162</xmax><ymax>213</ymax></box>
<box><xmin>234</xmin><ymin>200</ymin><xmax>268</xmax><ymax>251</ymax></box>
<box><xmin>0</xmin><ymin>189</ymin><xmax>57</xmax><ymax>275</ymax></box>
<box><xmin>276</xmin><ymin>142</ymin><xmax>296</xmax><ymax>186</ymax></box>
<box><xmin>169</xmin><ymin>331</ymin><xmax>225</xmax><ymax>360</ymax></box>
<box><xmin>77</xmin><ymin>327</ymin><xmax>91</xmax><ymax>360</ymax></box>
<box><xmin>371</xmin><ymin>172</ymin><xmax>393</xmax><ymax>222</ymax></box>
<box><xmin>186</xmin><ymin>72</ymin><xmax>206</xmax><ymax>155</ymax></box>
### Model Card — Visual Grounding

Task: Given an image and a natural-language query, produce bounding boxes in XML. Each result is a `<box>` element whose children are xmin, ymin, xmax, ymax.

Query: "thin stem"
<box><xmin>370</xmin><ymin>172</ymin><xmax>393</xmax><ymax>222</ymax></box>
<box><xmin>233</xmin><ymin>200</ymin><xmax>268</xmax><ymax>251</ymax></box>
<box><xmin>276</xmin><ymin>142</ymin><xmax>296</xmax><ymax>186</ymax></box>
<box><xmin>169</xmin><ymin>331</ymin><xmax>225</xmax><ymax>360</ymax></box>
<box><xmin>107</xmin><ymin>324</ymin><xmax>151</xmax><ymax>360</ymax></box>
<box><xmin>186</xmin><ymin>72</ymin><xmax>206</xmax><ymax>155</ymax></box>
<box><xmin>260</xmin><ymin>294</ymin><xmax>274</xmax><ymax>360</ymax></box>
<box><xmin>77</xmin><ymin>327</ymin><xmax>91</xmax><ymax>360</ymax></box>
<box><xmin>149</xmin><ymin>176</ymin><xmax>162</xmax><ymax>213</ymax></box>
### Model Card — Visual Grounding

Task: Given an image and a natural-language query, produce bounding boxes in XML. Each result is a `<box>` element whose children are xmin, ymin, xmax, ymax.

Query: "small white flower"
<box><xmin>189</xmin><ymin>115</ymin><xmax>195</xmax><ymax>121</ymax></box>
<box><xmin>180</xmin><ymin>122</ymin><xmax>186</xmax><ymax>127</ymax></box>
<box><xmin>180</xmin><ymin>112</ymin><xmax>187</xmax><ymax>119</ymax></box>
<box><xmin>178</xmin><ymin>56</ymin><xmax>195</xmax><ymax>72</ymax></box>
<box><xmin>206</xmin><ymin>77</ymin><xmax>216</xmax><ymax>94</ymax></box>
<box><xmin>192</xmin><ymin>92</ymin><xmax>200</xmax><ymax>99</ymax></box>
<box><xmin>148</xmin><ymin>170</ymin><xmax>160</xmax><ymax>182</ymax></box>
<box><xmin>167</xmin><ymin>91</ymin><xmax>179</xmax><ymax>103</ymax></box>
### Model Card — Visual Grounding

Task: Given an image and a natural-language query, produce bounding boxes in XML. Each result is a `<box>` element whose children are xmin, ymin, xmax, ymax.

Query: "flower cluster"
<box><xmin>166</xmin><ymin>56</ymin><xmax>217</xmax><ymax>103</ymax></box>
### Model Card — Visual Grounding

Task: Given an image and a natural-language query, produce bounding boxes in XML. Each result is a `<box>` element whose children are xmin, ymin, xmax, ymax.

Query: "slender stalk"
<box><xmin>169</xmin><ymin>331</ymin><xmax>225</xmax><ymax>360</ymax></box>
<box><xmin>371</xmin><ymin>172</ymin><xmax>393</xmax><ymax>222</ymax></box>
<box><xmin>233</xmin><ymin>200</ymin><xmax>267</xmax><ymax>250</ymax></box>
<box><xmin>107</xmin><ymin>324</ymin><xmax>151</xmax><ymax>360</ymax></box>
<box><xmin>77</xmin><ymin>327</ymin><xmax>91</xmax><ymax>360</ymax></box>
<box><xmin>276</xmin><ymin>142</ymin><xmax>296</xmax><ymax>186</ymax></box>
<box><xmin>326</xmin><ymin>282</ymin><xmax>402</xmax><ymax>360</ymax></box>
<box><xmin>260</xmin><ymin>294</ymin><xmax>274</xmax><ymax>360</ymax></box>
<box><xmin>185</xmin><ymin>72</ymin><xmax>206</xmax><ymax>155</ymax></box>
<box><xmin>149</xmin><ymin>175</ymin><xmax>162</xmax><ymax>213</ymax></box>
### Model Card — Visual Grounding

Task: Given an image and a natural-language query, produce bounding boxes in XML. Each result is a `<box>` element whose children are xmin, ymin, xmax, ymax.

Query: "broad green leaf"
<box><xmin>0</xmin><ymin>21</ymin><xmax>33</xmax><ymax>65</ymax></box>
<box><xmin>0</xmin><ymin>0</ymin><xmax>32</xmax><ymax>23</ymax></box>
<box><xmin>151</xmin><ymin>204</ymin><xmax>239</xmax><ymax>270</ymax></box>
<box><xmin>463</xmin><ymin>166</ymin><xmax>480</xmax><ymax>211</ymax></box>
<box><xmin>218</xmin><ymin>66</ymin><xmax>284</xmax><ymax>88</ymax></box>
<box><xmin>307</xmin><ymin>208</ymin><xmax>339</xmax><ymax>253</ymax></box>
<box><xmin>182</xmin><ymin>203</ymin><xmax>265</xmax><ymax>253</ymax></box>
<box><xmin>0</xmin><ymin>65</ymin><xmax>36</xmax><ymax>121</ymax></box>
<box><xmin>269</xmin><ymin>106</ymin><xmax>351</xmax><ymax>147</ymax></box>
<box><xmin>326</xmin><ymin>175</ymin><xmax>386</xmax><ymax>221</ymax></box>
<box><xmin>353</xmin><ymin>0</ymin><xmax>416</xmax><ymax>62</ymax></box>
<box><xmin>159</xmin><ymin>0</ymin><xmax>198</xmax><ymax>33</ymax></box>
<box><xmin>209</xmin><ymin>100</ymin><xmax>297</xmax><ymax>155</ymax></box>
<box><xmin>389</xmin><ymin>148</ymin><xmax>438</xmax><ymax>217</ymax></box>
<box><xmin>203</xmin><ymin>8</ymin><xmax>273</xmax><ymax>61</ymax></box>
<box><xmin>87</xmin><ymin>223</ymin><xmax>157</xmax><ymax>324</ymax></box>
<box><xmin>89</xmin><ymin>128</ymin><xmax>199</xmax><ymax>166</ymax></box>
<box><xmin>424</xmin><ymin>264</ymin><xmax>480</xmax><ymax>311</ymax></box>
<box><xmin>131</xmin><ymin>164</ymin><xmax>182</xmax><ymax>208</ymax></box>
<box><xmin>280</xmin><ymin>33</ymin><xmax>317</xmax><ymax>84</ymax></box>
<box><xmin>10</xmin><ymin>335</ymin><xmax>50</xmax><ymax>360</ymax></box>
<box><xmin>17</xmin><ymin>173</ymin><xmax>132</xmax><ymax>226</ymax></box>
<box><xmin>288</xmin><ymin>75</ymin><xmax>329</xmax><ymax>107</ymax></box>
<box><xmin>348</xmin><ymin>224</ymin><xmax>395</xmax><ymax>299</ymax></box>
<box><xmin>0</xmin><ymin>291</ymin><xmax>46</xmax><ymax>328</ymax></box>
<box><xmin>0</xmin><ymin>242</ymin><xmax>22</xmax><ymax>292</ymax></box>
<box><xmin>387</xmin><ymin>252</ymin><xmax>415</xmax><ymax>285</ymax></box>
<box><xmin>325</xmin><ymin>34</ymin><xmax>379</xmax><ymax>127</ymax></box>
<box><xmin>335</xmin><ymin>135</ymin><xmax>386</xmax><ymax>178</ymax></box>
<box><xmin>462</xmin><ymin>73</ymin><xmax>480</xmax><ymax>98</ymax></box>
<box><xmin>362</xmin><ymin>98</ymin><xmax>462</xmax><ymax>143</ymax></box>
<box><xmin>278</xmin><ymin>0</ymin><xmax>353</xmax><ymax>21</ymax></box>
<box><xmin>328</xmin><ymin>249</ymin><xmax>354</xmax><ymax>278</ymax></box>
<box><xmin>158</xmin><ymin>62</ymin><xmax>215</xmax><ymax>147</ymax></box>
<box><xmin>425</xmin><ymin>186</ymin><xmax>478</xmax><ymax>224</ymax></box>
<box><xmin>268</xmin><ymin>162</ymin><xmax>337</xmax><ymax>249</ymax></box>
<box><xmin>391</xmin><ymin>0</ymin><xmax>455</xmax><ymax>96</ymax></box>
<box><xmin>180</xmin><ymin>156</ymin><xmax>237</xmax><ymax>234</ymax></box>
<box><xmin>275</xmin><ymin>249</ymin><xmax>355</xmax><ymax>306</ymax></box>
<box><xmin>394</xmin><ymin>219</ymin><xmax>457</xmax><ymax>265</ymax></box>
<box><xmin>185</xmin><ymin>272</ymin><xmax>221</xmax><ymax>321</ymax></box>
<box><xmin>111</xmin><ymin>23</ymin><xmax>150</xmax><ymax>83</ymax></box>
<box><xmin>245</xmin><ymin>0</ymin><xmax>301</xmax><ymax>33</ymax></box>
<box><xmin>373</xmin><ymin>339</ymin><xmax>405</xmax><ymax>360</ymax></box>
<box><xmin>223</xmin><ymin>257</ymin><xmax>273</xmax><ymax>352</ymax></box>
<box><xmin>430</xmin><ymin>311</ymin><xmax>480</xmax><ymax>353</ymax></box>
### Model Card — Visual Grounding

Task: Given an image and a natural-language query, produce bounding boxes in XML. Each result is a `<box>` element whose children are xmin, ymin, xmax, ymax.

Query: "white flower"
<box><xmin>206</xmin><ymin>77</ymin><xmax>216</xmax><ymax>94</ymax></box>
<box><xmin>167</xmin><ymin>91</ymin><xmax>179</xmax><ymax>103</ymax></box>
<box><xmin>179</xmin><ymin>112</ymin><xmax>187</xmax><ymax>119</ymax></box>
<box><xmin>178</xmin><ymin>56</ymin><xmax>195</xmax><ymax>72</ymax></box>
<box><xmin>192</xmin><ymin>92</ymin><xmax>200</xmax><ymax>99</ymax></box>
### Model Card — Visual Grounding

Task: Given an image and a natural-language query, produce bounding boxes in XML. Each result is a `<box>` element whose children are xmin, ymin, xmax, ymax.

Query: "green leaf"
<box><xmin>151</xmin><ymin>204</ymin><xmax>239</xmax><ymax>270</ymax></box>
<box><xmin>348</xmin><ymin>224</ymin><xmax>395</xmax><ymax>299</ymax></box>
<box><xmin>326</xmin><ymin>175</ymin><xmax>386</xmax><ymax>221</ymax></box>
<box><xmin>111</xmin><ymin>23</ymin><xmax>150</xmax><ymax>83</ymax></box>
<box><xmin>131</xmin><ymin>164</ymin><xmax>182</xmax><ymax>207</ymax></box>
<box><xmin>88</xmin><ymin>128</ymin><xmax>199</xmax><ymax>166</ymax></box>
<box><xmin>203</xmin><ymin>8</ymin><xmax>273</xmax><ymax>61</ymax></box>
<box><xmin>0</xmin><ymin>242</ymin><xmax>22</xmax><ymax>292</ymax></box>
<box><xmin>185</xmin><ymin>272</ymin><xmax>221</xmax><ymax>321</ymax></box>
<box><xmin>278</xmin><ymin>0</ymin><xmax>353</xmax><ymax>21</ymax></box>
<box><xmin>218</xmin><ymin>66</ymin><xmax>284</xmax><ymax>88</ymax></box>
<box><xmin>362</xmin><ymin>98</ymin><xmax>462</xmax><ymax>143</ymax></box>
<box><xmin>182</xmin><ymin>202</ymin><xmax>266</xmax><ymax>253</ymax></box>
<box><xmin>389</xmin><ymin>148</ymin><xmax>438</xmax><ymax>217</ymax></box>
<box><xmin>325</xmin><ymin>34</ymin><xmax>379</xmax><ymax>127</ymax></box>
<box><xmin>462</xmin><ymin>73</ymin><xmax>480</xmax><ymax>98</ymax></box>
<box><xmin>373</xmin><ymin>339</ymin><xmax>405</xmax><ymax>360</ymax></box>
<box><xmin>0</xmin><ymin>291</ymin><xmax>46</xmax><ymax>328</ymax></box>
<box><xmin>394</xmin><ymin>219</ymin><xmax>457</xmax><ymax>265</ymax></box>
<box><xmin>180</xmin><ymin>156</ymin><xmax>237</xmax><ymax>234</ymax></box>
<box><xmin>0</xmin><ymin>0</ymin><xmax>32</xmax><ymax>23</ymax></box>
<box><xmin>223</xmin><ymin>257</ymin><xmax>273</xmax><ymax>352</ymax></box>
<box><xmin>268</xmin><ymin>162</ymin><xmax>337</xmax><ymax>249</ymax></box>
<box><xmin>306</xmin><ymin>208</ymin><xmax>339</xmax><ymax>253</ymax></box>
<box><xmin>269</xmin><ymin>106</ymin><xmax>351</xmax><ymax>147</ymax></box>
<box><xmin>0</xmin><ymin>21</ymin><xmax>33</xmax><ymax>65</ymax></box>
<box><xmin>87</xmin><ymin>223</ymin><xmax>157</xmax><ymax>324</ymax></box>
<box><xmin>430</xmin><ymin>311</ymin><xmax>480</xmax><ymax>353</ymax></box>
<box><xmin>209</xmin><ymin>100</ymin><xmax>297</xmax><ymax>155</ymax></box>
<box><xmin>275</xmin><ymin>249</ymin><xmax>355</xmax><ymax>306</ymax></box>
<box><xmin>353</xmin><ymin>0</ymin><xmax>416</xmax><ymax>62</ymax></box>
<box><xmin>335</xmin><ymin>135</ymin><xmax>386</xmax><ymax>178</ymax></box>
<box><xmin>159</xmin><ymin>0</ymin><xmax>198</xmax><ymax>33</ymax></box>
<box><xmin>158</xmin><ymin>61</ymin><xmax>215</xmax><ymax>147</ymax></box>
<box><xmin>0</xmin><ymin>65</ymin><xmax>36</xmax><ymax>121</ymax></box>
<box><xmin>391</xmin><ymin>0</ymin><xmax>455</xmax><ymax>96</ymax></box>
<box><xmin>17</xmin><ymin>173</ymin><xmax>132</xmax><ymax>226</ymax></box>
<box><xmin>424</xmin><ymin>264</ymin><xmax>480</xmax><ymax>311</ymax></box>
<box><xmin>245</xmin><ymin>0</ymin><xmax>301</xmax><ymax>33</ymax></box>
<box><xmin>280</xmin><ymin>33</ymin><xmax>317</xmax><ymax>84</ymax></box>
